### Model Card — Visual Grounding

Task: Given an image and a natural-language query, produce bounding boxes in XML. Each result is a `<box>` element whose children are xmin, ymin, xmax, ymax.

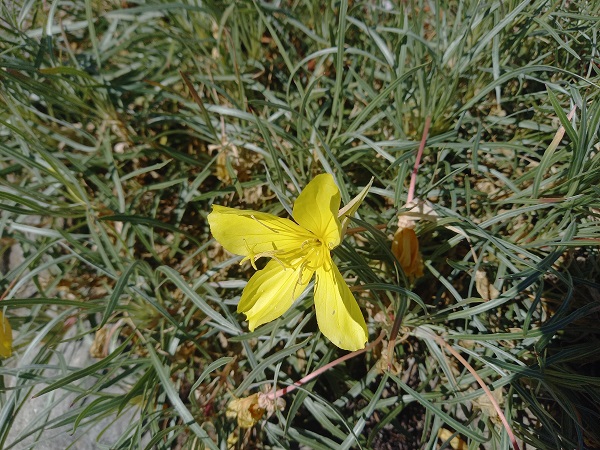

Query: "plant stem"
<box><xmin>420</xmin><ymin>328</ymin><xmax>521</xmax><ymax>450</ymax></box>
<box><xmin>407</xmin><ymin>116</ymin><xmax>431</xmax><ymax>204</ymax></box>
<box><xmin>267</xmin><ymin>331</ymin><xmax>385</xmax><ymax>400</ymax></box>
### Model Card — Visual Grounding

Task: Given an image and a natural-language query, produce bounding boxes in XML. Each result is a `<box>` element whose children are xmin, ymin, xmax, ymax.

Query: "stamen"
<box><xmin>241</xmin><ymin>239</ymin><xmax>287</xmax><ymax>269</ymax></box>
<box><xmin>296</xmin><ymin>266</ymin><xmax>304</xmax><ymax>286</ymax></box>
<box><xmin>300</xmin><ymin>238</ymin><xmax>317</xmax><ymax>249</ymax></box>
<box><xmin>269</xmin><ymin>254</ymin><xmax>288</xmax><ymax>269</ymax></box>
<box><xmin>241</xmin><ymin>239</ymin><xmax>259</xmax><ymax>270</ymax></box>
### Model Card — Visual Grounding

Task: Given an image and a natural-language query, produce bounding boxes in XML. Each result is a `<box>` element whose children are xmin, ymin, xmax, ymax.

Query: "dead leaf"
<box><xmin>89</xmin><ymin>325</ymin><xmax>111</xmax><ymax>358</ymax></box>
<box><xmin>475</xmin><ymin>269</ymin><xmax>499</xmax><ymax>300</ymax></box>
<box><xmin>473</xmin><ymin>387</ymin><xmax>504</xmax><ymax>424</ymax></box>
<box><xmin>226</xmin><ymin>392</ymin><xmax>285</xmax><ymax>428</ymax></box>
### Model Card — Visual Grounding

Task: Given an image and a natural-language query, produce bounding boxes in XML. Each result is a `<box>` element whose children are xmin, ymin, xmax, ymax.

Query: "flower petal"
<box><xmin>292</xmin><ymin>174</ymin><xmax>341</xmax><ymax>248</ymax></box>
<box><xmin>238</xmin><ymin>259</ymin><xmax>314</xmax><ymax>330</ymax></box>
<box><xmin>338</xmin><ymin>177</ymin><xmax>373</xmax><ymax>235</ymax></box>
<box><xmin>0</xmin><ymin>312</ymin><xmax>12</xmax><ymax>358</ymax></box>
<box><xmin>208</xmin><ymin>205</ymin><xmax>313</xmax><ymax>259</ymax></box>
<box><xmin>314</xmin><ymin>259</ymin><xmax>367</xmax><ymax>351</ymax></box>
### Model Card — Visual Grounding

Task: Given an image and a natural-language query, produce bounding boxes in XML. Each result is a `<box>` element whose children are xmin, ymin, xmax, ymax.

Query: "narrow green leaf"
<box><xmin>145</xmin><ymin>343</ymin><xmax>219</xmax><ymax>450</ymax></box>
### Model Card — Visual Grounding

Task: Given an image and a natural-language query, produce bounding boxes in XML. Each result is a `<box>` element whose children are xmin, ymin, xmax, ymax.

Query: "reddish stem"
<box><xmin>422</xmin><ymin>329</ymin><xmax>521</xmax><ymax>450</ymax></box>
<box><xmin>267</xmin><ymin>331</ymin><xmax>385</xmax><ymax>400</ymax></box>
<box><xmin>0</xmin><ymin>277</ymin><xmax>18</xmax><ymax>301</ymax></box>
<box><xmin>407</xmin><ymin>116</ymin><xmax>431</xmax><ymax>204</ymax></box>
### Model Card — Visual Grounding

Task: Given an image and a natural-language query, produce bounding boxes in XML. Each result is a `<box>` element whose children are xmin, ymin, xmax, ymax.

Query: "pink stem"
<box><xmin>424</xmin><ymin>330</ymin><xmax>521</xmax><ymax>450</ymax></box>
<box><xmin>267</xmin><ymin>331</ymin><xmax>385</xmax><ymax>400</ymax></box>
<box><xmin>407</xmin><ymin>116</ymin><xmax>431</xmax><ymax>204</ymax></box>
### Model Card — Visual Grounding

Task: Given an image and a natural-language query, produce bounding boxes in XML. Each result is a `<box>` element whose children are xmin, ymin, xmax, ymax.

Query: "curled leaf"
<box><xmin>90</xmin><ymin>325</ymin><xmax>111</xmax><ymax>359</ymax></box>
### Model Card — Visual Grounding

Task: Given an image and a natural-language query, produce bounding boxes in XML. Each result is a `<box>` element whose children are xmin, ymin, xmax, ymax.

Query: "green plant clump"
<box><xmin>1</xmin><ymin>0</ymin><xmax>599</xmax><ymax>449</ymax></box>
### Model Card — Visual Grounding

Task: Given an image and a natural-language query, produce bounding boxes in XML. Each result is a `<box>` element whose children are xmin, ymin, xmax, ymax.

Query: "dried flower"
<box><xmin>226</xmin><ymin>392</ymin><xmax>285</xmax><ymax>428</ymax></box>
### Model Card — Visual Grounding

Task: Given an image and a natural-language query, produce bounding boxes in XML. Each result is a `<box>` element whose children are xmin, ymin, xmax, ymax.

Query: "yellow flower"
<box><xmin>0</xmin><ymin>312</ymin><xmax>13</xmax><ymax>358</ymax></box>
<box><xmin>208</xmin><ymin>173</ymin><xmax>368</xmax><ymax>350</ymax></box>
<box><xmin>391</xmin><ymin>227</ymin><xmax>424</xmax><ymax>278</ymax></box>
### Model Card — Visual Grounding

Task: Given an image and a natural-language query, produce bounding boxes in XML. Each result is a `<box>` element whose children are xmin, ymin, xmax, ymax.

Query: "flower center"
<box><xmin>299</xmin><ymin>238</ymin><xmax>327</xmax><ymax>271</ymax></box>
<box><xmin>240</xmin><ymin>236</ymin><xmax>329</xmax><ymax>272</ymax></box>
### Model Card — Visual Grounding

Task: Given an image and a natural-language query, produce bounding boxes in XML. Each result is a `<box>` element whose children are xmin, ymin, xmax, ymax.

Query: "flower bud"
<box><xmin>391</xmin><ymin>227</ymin><xmax>424</xmax><ymax>278</ymax></box>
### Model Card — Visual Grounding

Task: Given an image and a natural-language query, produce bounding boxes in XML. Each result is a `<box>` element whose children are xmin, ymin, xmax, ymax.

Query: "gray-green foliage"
<box><xmin>1</xmin><ymin>0</ymin><xmax>599</xmax><ymax>448</ymax></box>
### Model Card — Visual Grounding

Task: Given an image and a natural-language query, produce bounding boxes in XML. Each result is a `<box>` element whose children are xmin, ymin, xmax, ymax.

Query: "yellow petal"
<box><xmin>338</xmin><ymin>177</ymin><xmax>373</xmax><ymax>236</ymax></box>
<box><xmin>238</xmin><ymin>259</ymin><xmax>314</xmax><ymax>330</ymax></box>
<box><xmin>0</xmin><ymin>312</ymin><xmax>12</xmax><ymax>358</ymax></box>
<box><xmin>438</xmin><ymin>429</ymin><xmax>468</xmax><ymax>450</ymax></box>
<box><xmin>314</xmin><ymin>258</ymin><xmax>367</xmax><ymax>351</ymax></box>
<box><xmin>208</xmin><ymin>205</ymin><xmax>313</xmax><ymax>259</ymax></box>
<box><xmin>292</xmin><ymin>174</ymin><xmax>341</xmax><ymax>248</ymax></box>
